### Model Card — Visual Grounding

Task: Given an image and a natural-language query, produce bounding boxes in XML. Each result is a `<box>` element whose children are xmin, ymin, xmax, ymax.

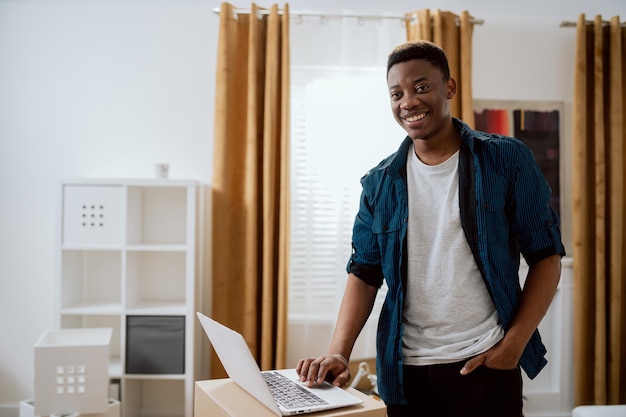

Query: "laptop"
<box><xmin>196</xmin><ymin>312</ymin><xmax>363</xmax><ymax>416</ymax></box>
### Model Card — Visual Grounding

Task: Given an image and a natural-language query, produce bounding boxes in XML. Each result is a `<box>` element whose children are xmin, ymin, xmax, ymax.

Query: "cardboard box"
<box><xmin>194</xmin><ymin>379</ymin><xmax>386</xmax><ymax>417</ymax></box>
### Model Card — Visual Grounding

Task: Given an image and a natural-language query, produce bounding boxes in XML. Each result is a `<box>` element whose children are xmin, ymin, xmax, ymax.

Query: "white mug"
<box><xmin>154</xmin><ymin>163</ymin><xmax>169</xmax><ymax>179</ymax></box>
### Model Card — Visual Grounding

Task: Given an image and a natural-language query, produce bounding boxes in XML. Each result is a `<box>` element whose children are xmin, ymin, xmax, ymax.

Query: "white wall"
<box><xmin>0</xmin><ymin>1</ymin><xmax>219</xmax><ymax>414</ymax></box>
<box><xmin>1</xmin><ymin>0</ymin><xmax>624</xmax><ymax>415</ymax></box>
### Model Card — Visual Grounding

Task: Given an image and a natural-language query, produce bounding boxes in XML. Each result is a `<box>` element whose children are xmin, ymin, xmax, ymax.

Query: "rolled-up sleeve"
<box><xmin>509</xmin><ymin>143</ymin><xmax>566</xmax><ymax>265</ymax></box>
<box><xmin>346</xmin><ymin>178</ymin><xmax>385</xmax><ymax>288</ymax></box>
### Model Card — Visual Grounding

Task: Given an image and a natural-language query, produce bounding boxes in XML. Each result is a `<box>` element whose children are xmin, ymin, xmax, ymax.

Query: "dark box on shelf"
<box><xmin>125</xmin><ymin>316</ymin><xmax>185</xmax><ymax>374</ymax></box>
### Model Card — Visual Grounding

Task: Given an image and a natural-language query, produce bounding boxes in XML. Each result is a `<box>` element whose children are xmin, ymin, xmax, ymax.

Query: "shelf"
<box><xmin>126</xmin><ymin>244</ymin><xmax>188</xmax><ymax>252</ymax></box>
<box><xmin>126</xmin><ymin>251</ymin><xmax>187</xmax><ymax>309</ymax></box>
<box><xmin>61</xmin><ymin>303</ymin><xmax>123</xmax><ymax>315</ymax></box>
<box><xmin>123</xmin><ymin>374</ymin><xmax>186</xmax><ymax>381</ymax></box>
<box><xmin>62</xmin><ymin>244</ymin><xmax>123</xmax><ymax>251</ymax></box>
<box><xmin>61</xmin><ymin>250</ymin><xmax>122</xmax><ymax>309</ymax></box>
<box><xmin>125</xmin><ymin>302</ymin><xmax>187</xmax><ymax>315</ymax></box>
<box><xmin>127</xmin><ymin>186</ymin><xmax>188</xmax><ymax>246</ymax></box>
<box><xmin>58</xmin><ymin>179</ymin><xmax>199</xmax><ymax>417</ymax></box>
<box><xmin>123</xmin><ymin>379</ymin><xmax>185</xmax><ymax>417</ymax></box>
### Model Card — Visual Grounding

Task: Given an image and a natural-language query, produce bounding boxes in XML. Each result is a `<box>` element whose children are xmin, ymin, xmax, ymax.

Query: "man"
<box><xmin>296</xmin><ymin>40</ymin><xmax>565</xmax><ymax>417</ymax></box>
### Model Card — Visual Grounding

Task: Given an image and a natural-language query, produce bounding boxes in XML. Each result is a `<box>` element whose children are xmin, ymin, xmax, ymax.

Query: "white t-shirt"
<box><xmin>402</xmin><ymin>147</ymin><xmax>504</xmax><ymax>366</ymax></box>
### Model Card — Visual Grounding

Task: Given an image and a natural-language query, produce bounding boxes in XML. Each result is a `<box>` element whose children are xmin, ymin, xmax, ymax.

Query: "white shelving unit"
<box><xmin>57</xmin><ymin>179</ymin><xmax>201</xmax><ymax>417</ymax></box>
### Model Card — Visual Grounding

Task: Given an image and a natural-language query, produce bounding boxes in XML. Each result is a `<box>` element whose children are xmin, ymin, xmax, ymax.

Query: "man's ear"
<box><xmin>446</xmin><ymin>77</ymin><xmax>457</xmax><ymax>99</ymax></box>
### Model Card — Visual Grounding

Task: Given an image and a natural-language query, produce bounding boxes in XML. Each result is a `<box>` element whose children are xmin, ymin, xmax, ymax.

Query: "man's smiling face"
<box><xmin>387</xmin><ymin>58</ymin><xmax>456</xmax><ymax>141</ymax></box>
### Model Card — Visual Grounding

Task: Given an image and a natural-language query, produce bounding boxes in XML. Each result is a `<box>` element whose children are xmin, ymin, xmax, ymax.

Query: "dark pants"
<box><xmin>386</xmin><ymin>361</ymin><xmax>523</xmax><ymax>417</ymax></box>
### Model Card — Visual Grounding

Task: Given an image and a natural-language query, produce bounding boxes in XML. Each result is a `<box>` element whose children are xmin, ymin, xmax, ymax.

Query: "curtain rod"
<box><xmin>212</xmin><ymin>7</ymin><xmax>484</xmax><ymax>26</ymax></box>
<box><xmin>560</xmin><ymin>19</ymin><xmax>626</xmax><ymax>27</ymax></box>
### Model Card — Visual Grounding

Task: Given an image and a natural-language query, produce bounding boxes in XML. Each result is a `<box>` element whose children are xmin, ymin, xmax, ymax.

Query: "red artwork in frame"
<box><xmin>474</xmin><ymin>99</ymin><xmax>563</xmax><ymax>216</ymax></box>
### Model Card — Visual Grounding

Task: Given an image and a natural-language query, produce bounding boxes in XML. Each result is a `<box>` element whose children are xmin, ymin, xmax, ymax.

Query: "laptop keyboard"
<box><xmin>263</xmin><ymin>371</ymin><xmax>329</xmax><ymax>410</ymax></box>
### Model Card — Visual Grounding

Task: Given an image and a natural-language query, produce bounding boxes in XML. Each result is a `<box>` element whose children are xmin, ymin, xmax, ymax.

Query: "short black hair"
<box><xmin>387</xmin><ymin>40</ymin><xmax>450</xmax><ymax>81</ymax></box>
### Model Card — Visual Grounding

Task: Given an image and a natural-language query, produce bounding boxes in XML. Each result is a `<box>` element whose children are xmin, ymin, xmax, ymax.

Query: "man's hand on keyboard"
<box><xmin>296</xmin><ymin>354</ymin><xmax>351</xmax><ymax>388</ymax></box>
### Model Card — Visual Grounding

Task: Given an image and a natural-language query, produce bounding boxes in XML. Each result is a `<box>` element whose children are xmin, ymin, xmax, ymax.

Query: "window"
<box><xmin>287</xmin><ymin>65</ymin><xmax>405</xmax><ymax>361</ymax></box>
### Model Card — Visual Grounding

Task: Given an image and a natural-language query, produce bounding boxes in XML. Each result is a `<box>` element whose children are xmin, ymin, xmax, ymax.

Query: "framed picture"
<box><xmin>473</xmin><ymin>99</ymin><xmax>564</xmax><ymax>216</ymax></box>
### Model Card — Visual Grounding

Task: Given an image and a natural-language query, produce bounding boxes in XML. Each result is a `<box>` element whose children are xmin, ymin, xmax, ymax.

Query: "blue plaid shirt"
<box><xmin>347</xmin><ymin>118</ymin><xmax>565</xmax><ymax>405</ymax></box>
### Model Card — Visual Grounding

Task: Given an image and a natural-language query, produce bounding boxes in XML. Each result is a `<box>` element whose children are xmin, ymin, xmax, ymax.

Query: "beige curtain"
<box><xmin>405</xmin><ymin>9</ymin><xmax>475</xmax><ymax>128</ymax></box>
<box><xmin>210</xmin><ymin>1</ymin><xmax>290</xmax><ymax>378</ymax></box>
<box><xmin>572</xmin><ymin>14</ymin><xmax>626</xmax><ymax>405</ymax></box>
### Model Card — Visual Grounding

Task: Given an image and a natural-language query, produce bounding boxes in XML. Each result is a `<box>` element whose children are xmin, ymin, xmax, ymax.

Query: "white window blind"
<box><xmin>288</xmin><ymin>65</ymin><xmax>404</xmax><ymax>331</ymax></box>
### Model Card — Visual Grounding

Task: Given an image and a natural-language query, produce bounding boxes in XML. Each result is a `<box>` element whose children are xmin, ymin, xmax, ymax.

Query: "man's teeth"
<box><xmin>405</xmin><ymin>114</ymin><xmax>426</xmax><ymax>122</ymax></box>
